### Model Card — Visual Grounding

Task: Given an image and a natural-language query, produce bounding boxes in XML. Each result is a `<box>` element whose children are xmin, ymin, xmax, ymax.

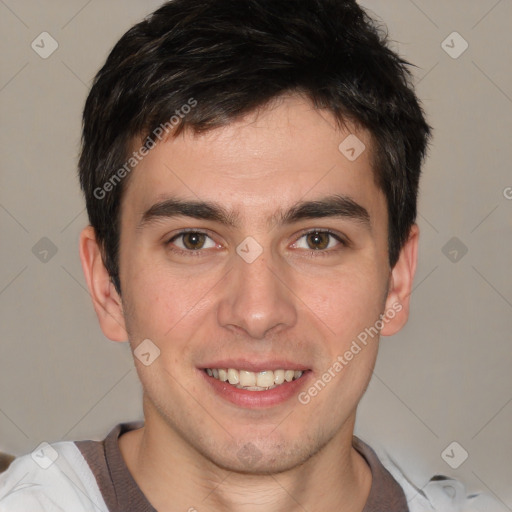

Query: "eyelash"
<box><xmin>165</xmin><ymin>228</ymin><xmax>218</xmax><ymax>258</ymax></box>
<box><xmin>295</xmin><ymin>228</ymin><xmax>347</xmax><ymax>257</ymax></box>
<box><xmin>165</xmin><ymin>228</ymin><xmax>347</xmax><ymax>257</ymax></box>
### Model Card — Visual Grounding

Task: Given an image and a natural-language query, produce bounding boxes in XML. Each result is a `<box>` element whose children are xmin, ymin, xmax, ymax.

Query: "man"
<box><xmin>2</xmin><ymin>0</ymin><xmax>496</xmax><ymax>510</ymax></box>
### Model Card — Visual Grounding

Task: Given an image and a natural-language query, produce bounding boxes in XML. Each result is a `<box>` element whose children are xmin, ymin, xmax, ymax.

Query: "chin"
<box><xmin>200</xmin><ymin>435</ymin><xmax>321</xmax><ymax>475</ymax></box>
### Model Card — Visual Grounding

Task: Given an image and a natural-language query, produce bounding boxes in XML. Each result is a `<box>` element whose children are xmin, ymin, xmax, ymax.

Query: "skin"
<box><xmin>80</xmin><ymin>94</ymin><xmax>418</xmax><ymax>512</ymax></box>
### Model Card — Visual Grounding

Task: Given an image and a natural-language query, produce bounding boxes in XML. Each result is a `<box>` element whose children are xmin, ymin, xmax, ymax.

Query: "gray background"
<box><xmin>0</xmin><ymin>0</ymin><xmax>511</xmax><ymax>507</ymax></box>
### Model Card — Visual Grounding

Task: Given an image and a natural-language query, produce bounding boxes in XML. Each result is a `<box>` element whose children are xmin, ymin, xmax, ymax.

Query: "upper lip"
<box><xmin>200</xmin><ymin>359</ymin><xmax>310</xmax><ymax>373</ymax></box>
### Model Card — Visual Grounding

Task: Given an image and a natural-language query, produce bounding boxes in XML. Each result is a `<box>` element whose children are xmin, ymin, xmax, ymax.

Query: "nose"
<box><xmin>217</xmin><ymin>251</ymin><xmax>297</xmax><ymax>340</ymax></box>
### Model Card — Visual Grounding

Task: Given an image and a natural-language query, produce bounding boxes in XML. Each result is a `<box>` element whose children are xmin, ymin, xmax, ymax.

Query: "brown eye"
<box><xmin>306</xmin><ymin>231</ymin><xmax>330</xmax><ymax>250</ymax></box>
<box><xmin>166</xmin><ymin>230</ymin><xmax>218</xmax><ymax>255</ymax></box>
<box><xmin>291</xmin><ymin>230</ymin><xmax>345</xmax><ymax>253</ymax></box>
<box><xmin>182</xmin><ymin>232</ymin><xmax>207</xmax><ymax>250</ymax></box>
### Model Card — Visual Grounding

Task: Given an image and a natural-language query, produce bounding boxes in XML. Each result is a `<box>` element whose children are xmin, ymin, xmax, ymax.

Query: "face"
<box><xmin>87</xmin><ymin>94</ymin><xmax>414</xmax><ymax>473</ymax></box>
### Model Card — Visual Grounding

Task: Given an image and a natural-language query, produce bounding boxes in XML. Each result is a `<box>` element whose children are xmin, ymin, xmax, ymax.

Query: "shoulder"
<box><xmin>375</xmin><ymin>447</ymin><xmax>506</xmax><ymax>512</ymax></box>
<box><xmin>0</xmin><ymin>440</ymin><xmax>108</xmax><ymax>512</ymax></box>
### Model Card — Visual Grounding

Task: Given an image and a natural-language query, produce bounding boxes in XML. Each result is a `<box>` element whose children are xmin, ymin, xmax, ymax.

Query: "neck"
<box><xmin>119</xmin><ymin>404</ymin><xmax>371</xmax><ymax>512</ymax></box>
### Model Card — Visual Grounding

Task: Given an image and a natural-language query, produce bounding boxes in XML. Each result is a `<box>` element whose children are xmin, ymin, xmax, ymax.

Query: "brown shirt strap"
<box><xmin>353</xmin><ymin>437</ymin><xmax>409</xmax><ymax>512</ymax></box>
<box><xmin>76</xmin><ymin>421</ymin><xmax>155</xmax><ymax>512</ymax></box>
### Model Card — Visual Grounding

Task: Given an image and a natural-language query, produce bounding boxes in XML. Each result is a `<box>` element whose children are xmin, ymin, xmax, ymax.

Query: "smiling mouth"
<box><xmin>204</xmin><ymin>368</ymin><xmax>306</xmax><ymax>391</ymax></box>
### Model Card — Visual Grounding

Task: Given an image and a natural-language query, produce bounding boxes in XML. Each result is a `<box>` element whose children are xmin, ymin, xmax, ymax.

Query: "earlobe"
<box><xmin>380</xmin><ymin>224</ymin><xmax>419</xmax><ymax>336</ymax></box>
<box><xmin>79</xmin><ymin>226</ymin><xmax>128</xmax><ymax>342</ymax></box>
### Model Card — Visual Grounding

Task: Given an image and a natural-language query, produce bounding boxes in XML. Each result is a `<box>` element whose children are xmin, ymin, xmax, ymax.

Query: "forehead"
<box><xmin>120</xmin><ymin>95</ymin><xmax>384</xmax><ymax>224</ymax></box>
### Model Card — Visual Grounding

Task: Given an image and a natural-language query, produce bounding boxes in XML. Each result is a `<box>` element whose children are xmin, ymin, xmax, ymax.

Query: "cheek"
<box><xmin>295</xmin><ymin>264</ymin><xmax>386</xmax><ymax>341</ymax></box>
<box><xmin>303</xmin><ymin>269</ymin><xmax>385</xmax><ymax>400</ymax></box>
<box><xmin>121</xmin><ymin>256</ymin><xmax>221</xmax><ymax>341</ymax></box>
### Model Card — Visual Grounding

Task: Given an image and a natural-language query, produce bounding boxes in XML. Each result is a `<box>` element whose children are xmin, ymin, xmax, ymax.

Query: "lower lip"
<box><xmin>199</xmin><ymin>369</ymin><xmax>312</xmax><ymax>408</ymax></box>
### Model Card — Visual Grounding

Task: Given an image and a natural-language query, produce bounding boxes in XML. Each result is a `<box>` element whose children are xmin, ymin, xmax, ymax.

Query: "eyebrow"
<box><xmin>137</xmin><ymin>194</ymin><xmax>371</xmax><ymax>231</ymax></box>
<box><xmin>278</xmin><ymin>195</ymin><xmax>370</xmax><ymax>228</ymax></box>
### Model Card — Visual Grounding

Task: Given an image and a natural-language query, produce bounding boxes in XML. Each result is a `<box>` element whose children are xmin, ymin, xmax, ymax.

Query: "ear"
<box><xmin>380</xmin><ymin>224</ymin><xmax>419</xmax><ymax>336</ymax></box>
<box><xmin>79</xmin><ymin>225</ymin><xmax>128</xmax><ymax>342</ymax></box>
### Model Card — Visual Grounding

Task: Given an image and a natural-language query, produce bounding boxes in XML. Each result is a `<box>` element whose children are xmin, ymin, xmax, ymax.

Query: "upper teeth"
<box><xmin>206</xmin><ymin>368</ymin><xmax>303</xmax><ymax>389</ymax></box>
